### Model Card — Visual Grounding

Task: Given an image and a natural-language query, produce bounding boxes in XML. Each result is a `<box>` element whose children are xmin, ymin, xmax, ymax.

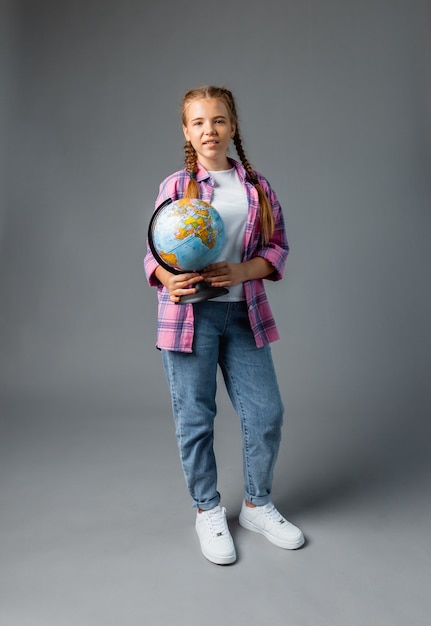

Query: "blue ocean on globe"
<box><xmin>152</xmin><ymin>198</ymin><xmax>226</xmax><ymax>271</ymax></box>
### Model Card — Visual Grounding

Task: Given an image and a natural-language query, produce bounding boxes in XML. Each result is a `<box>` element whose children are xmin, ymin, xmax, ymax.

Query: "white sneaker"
<box><xmin>239</xmin><ymin>501</ymin><xmax>305</xmax><ymax>550</ymax></box>
<box><xmin>195</xmin><ymin>505</ymin><xmax>236</xmax><ymax>565</ymax></box>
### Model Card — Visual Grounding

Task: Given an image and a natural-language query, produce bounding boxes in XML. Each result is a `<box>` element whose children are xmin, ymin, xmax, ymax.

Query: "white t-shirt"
<box><xmin>208</xmin><ymin>167</ymin><xmax>248</xmax><ymax>301</ymax></box>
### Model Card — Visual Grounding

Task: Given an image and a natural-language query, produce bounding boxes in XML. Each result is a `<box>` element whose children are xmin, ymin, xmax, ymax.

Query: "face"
<box><xmin>182</xmin><ymin>98</ymin><xmax>236</xmax><ymax>171</ymax></box>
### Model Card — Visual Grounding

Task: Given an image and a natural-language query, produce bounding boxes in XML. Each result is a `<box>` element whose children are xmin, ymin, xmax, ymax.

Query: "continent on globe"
<box><xmin>160</xmin><ymin>251</ymin><xmax>179</xmax><ymax>266</ymax></box>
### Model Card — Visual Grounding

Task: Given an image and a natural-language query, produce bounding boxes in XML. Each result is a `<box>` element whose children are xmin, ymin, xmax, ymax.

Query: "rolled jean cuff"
<box><xmin>244</xmin><ymin>493</ymin><xmax>272</xmax><ymax>506</ymax></box>
<box><xmin>193</xmin><ymin>492</ymin><xmax>221</xmax><ymax>510</ymax></box>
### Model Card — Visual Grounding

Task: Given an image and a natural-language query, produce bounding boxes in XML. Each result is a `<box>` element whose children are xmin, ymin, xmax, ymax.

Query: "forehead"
<box><xmin>184</xmin><ymin>98</ymin><xmax>231</xmax><ymax>122</ymax></box>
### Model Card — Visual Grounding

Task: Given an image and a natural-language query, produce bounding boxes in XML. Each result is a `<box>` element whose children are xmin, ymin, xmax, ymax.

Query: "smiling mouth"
<box><xmin>203</xmin><ymin>140</ymin><xmax>218</xmax><ymax>145</ymax></box>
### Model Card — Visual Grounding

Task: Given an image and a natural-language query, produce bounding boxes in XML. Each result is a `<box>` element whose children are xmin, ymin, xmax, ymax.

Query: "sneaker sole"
<box><xmin>200</xmin><ymin>545</ymin><xmax>237</xmax><ymax>565</ymax></box>
<box><xmin>239</xmin><ymin>516</ymin><xmax>305</xmax><ymax>550</ymax></box>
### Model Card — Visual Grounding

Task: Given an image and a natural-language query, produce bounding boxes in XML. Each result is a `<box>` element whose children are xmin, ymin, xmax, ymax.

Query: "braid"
<box><xmin>233</xmin><ymin>129</ymin><xmax>274</xmax><ymax>245</ymax></box>
<box><xmin>183</xmin><ymin>140</ymin><xmax>199</xmax><ymax>198</ymax></box>
<box><xmin>232</xmin><ymin>130</ymin><xmax>253</xmax><ymax>179</ymax></box>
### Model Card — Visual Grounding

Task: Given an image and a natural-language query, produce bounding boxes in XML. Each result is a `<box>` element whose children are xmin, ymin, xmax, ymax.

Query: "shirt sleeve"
<box><xmin>253</xmin><ymin>176</ymin><xmax>289</xmax><ymax>282</ymax></box>
<box><xmin>144</xmin><ymin>175</ymin><xmax>180</xmax><ymax>287</ymax></box>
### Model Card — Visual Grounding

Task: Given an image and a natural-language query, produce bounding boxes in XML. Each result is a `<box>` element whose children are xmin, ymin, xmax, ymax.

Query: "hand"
<box><xmin>201</xmin><ymin>261</ymin><xmax>244</xmax><ymax>288</ymax></box>
<box><xmin>165</xmin><ymin>272</ymin><xmax>204</xmax><ymax>303</ymax></box>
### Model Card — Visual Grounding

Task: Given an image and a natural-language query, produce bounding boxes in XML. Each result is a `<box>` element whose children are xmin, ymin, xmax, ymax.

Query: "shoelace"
<box><xmin>205</xmin><ymin>507</ymin><xmax>229</xmax><ymax>537</ymax></box>
<box><xmin>262</xmin><ymin>503</ymin><xmax>286</xmax><ymax>525</ymax></box>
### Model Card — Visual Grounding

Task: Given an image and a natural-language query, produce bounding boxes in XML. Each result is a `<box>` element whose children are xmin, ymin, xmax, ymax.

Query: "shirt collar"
<box><xmin>195</xmin><ymin>158</ymin><xmax>249</xmax><ymax>185</ymax></box>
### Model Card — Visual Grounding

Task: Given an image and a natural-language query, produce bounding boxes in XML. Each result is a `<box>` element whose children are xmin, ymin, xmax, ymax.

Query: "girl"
<box><xmin>144</xmin><ymin>86</ymin><xmax>304</xmax><ymax>565</ymax></box>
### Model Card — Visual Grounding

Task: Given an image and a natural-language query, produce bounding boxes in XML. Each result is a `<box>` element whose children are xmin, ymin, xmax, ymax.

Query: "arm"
<box><xmin>201</xmin><ymin>257</ymin><xmax>274</xmax><ymax>288</ymax></box>
<box><xmin>201</xmin><ymin>176</ymin><xmax>288</xmax><ymax>288</ymax></box>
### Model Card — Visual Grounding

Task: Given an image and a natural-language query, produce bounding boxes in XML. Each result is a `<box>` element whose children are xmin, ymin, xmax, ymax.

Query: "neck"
<box><xmin>199</xmin><ymin>157</ymin><xmax>231</xmax><ymax>171</ymax></box>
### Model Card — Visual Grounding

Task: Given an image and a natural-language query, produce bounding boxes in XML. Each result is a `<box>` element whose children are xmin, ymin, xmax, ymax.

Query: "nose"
<box><xmin>204</xmin><ymin>122</ymin><xmax>216</xmax><ymax>135</ymax></box>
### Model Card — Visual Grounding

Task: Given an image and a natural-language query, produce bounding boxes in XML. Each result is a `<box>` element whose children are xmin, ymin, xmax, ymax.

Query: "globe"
<box><xmin>150</xmin><ymin>197</ymin><xmax>226</xmax><ymax>271</ymax></box>
<box><xmin>148</xmin><ymin>197</ymin><xmax>229</xmax><ymax>303</ymax></box>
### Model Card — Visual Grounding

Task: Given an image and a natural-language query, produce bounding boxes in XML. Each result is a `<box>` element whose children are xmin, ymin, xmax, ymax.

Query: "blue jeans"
<box><xmin>161</xmin><ymin>301</ymin><xmax>284</xmax><ymax>510</ymax></box>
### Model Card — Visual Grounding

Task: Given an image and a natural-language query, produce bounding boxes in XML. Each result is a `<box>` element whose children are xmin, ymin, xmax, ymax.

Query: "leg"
<box><xmin>162</xmin><ymin>303</ymin><xmax>237</xmax><ymax>564</ymax></box>
<box><xmin>218</xmin><ymin>303</ymin><xmax>284</xmax><ymax>506</ymax></box>
<box><xmin>160</xmin><ymin>302</ymin><xmax>231</xmax><ymax>510</ymax></box>
<box><xmin>161</xmin><ymin>347</ymin><xmax>219</xmax><ymax>510</ymax></box>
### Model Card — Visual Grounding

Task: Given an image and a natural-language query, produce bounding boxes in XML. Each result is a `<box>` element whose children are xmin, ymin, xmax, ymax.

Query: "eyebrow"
<box><xmin>189</xmin><ymin>115</ymin><xmax>228</xmax><ymax>122</ymax></box>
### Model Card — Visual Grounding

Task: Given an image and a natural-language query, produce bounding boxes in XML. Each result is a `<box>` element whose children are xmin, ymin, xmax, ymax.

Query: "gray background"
<box><xmin>1</xmin><ymin>1</ymin><xmax>430</xmax><ymax>625</ymax></box>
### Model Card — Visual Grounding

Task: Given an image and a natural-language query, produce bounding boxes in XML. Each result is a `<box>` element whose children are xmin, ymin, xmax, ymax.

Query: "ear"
<box><xmin>231</xmin><ymin>123</ymin><xmax>236</xmax><ymax>138</ymax></box>
<box><xmin>183</xmin><ymin>125</ymin><xmax>190</xmax><ymax>142</ymax></box>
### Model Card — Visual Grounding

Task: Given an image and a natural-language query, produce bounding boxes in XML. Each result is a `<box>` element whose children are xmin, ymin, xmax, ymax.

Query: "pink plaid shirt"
<box><xmin>144</xmin><ymin>159</ymin><xmax>289</xmax><ymax>352</ymax></box>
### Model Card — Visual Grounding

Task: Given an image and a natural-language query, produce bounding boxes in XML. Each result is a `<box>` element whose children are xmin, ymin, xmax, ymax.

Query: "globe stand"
<box><xmin>179</xmin><ymin>281</ymin><xmax>228</xmax><ymax>304</ymax></box>
<box><xmin>148</xmin><ymin>197</ymin><xmax>229</xmax><ymax>305</ymax></box>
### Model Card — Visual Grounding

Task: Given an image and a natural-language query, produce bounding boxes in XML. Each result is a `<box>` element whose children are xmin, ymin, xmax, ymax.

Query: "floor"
<box><xmin>1</xmin><ymin>392</ymin><xmax>430</xmax><ymax>626</ymax></box>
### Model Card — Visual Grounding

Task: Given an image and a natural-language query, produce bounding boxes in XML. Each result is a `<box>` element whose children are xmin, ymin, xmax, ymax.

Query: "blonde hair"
<box><xmin>181</xmin><ymin>85</ymin><xmax>274</xmax><ymax>245</ymax></box>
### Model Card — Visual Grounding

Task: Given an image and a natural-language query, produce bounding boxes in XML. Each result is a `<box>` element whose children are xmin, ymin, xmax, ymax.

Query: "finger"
<box><xmin>202</xmin><ymin>268</ymin><xmax>224</xmax><ymax>278</ymax></box>
<box><xmin>178</xmin><ymin>274</ymin><xmax>203</xmax><ymax>285</ymax></box>
<box><xmin>205</xmin><ymin>271</ymin><xmax>229</xmax><ymax>281</ymax></box>
<box><xmin>173</xmin><ymin>280</ymin><xmax>202</xmax><ymax>293</ymax></box>
<box><xmin>202</xmin><ymin>262</ymin><xmax>226</xmax><ymax>272</ymax></box>
<box><xmin>171</xmin><ymin>284</ymin><xmax>201</xmax><ymax>302</ymax></box>
<box><xmin>206</xmin><ymin>277</ymin><xmax>229</xmax><ymax>287</ymax></box>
